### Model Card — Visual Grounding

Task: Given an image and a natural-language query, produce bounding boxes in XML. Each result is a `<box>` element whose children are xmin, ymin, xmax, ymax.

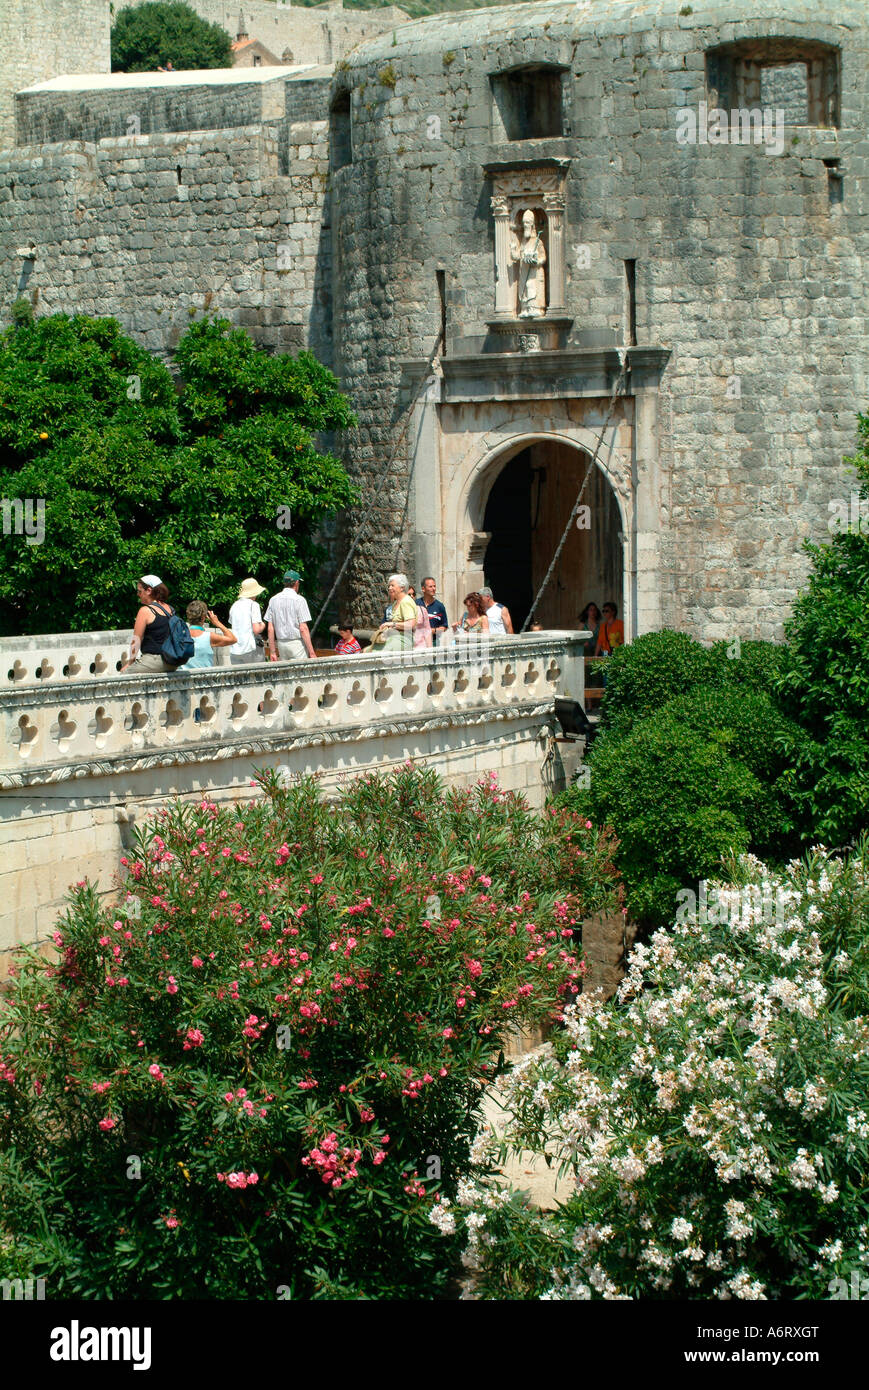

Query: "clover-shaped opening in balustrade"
<box><xmin>62</xmin><ymin>655</ymin><xmax>82</xmax><ymax>678</ymax></box>
<box><xmin>196</xmin><ymin>695</ymin><xmax>216</xmax><ymax>724</ymax></box>
<box><xmin>124</xmin><ymin>702</ymin><xmax>149</xmax><ymax>733</ymax></box>
<box><xmin>400</xmin><ymin>674</ymin><xmax>420</xmax><ymax>701</ymax></box>
<box><xmin>374</xmin><ymin>676</ymin><xmax>393</xmax><ymax>704</ymax></box>
<box><xmin>88</xmin><ymin>707</ymin><xmax>113</xmax><ymax>744</ymax></box>
<box><xmin>229</xmin><ymin>693</ymin><xmax>248</xmax><ymax>721</ymax></box>
<box><xmin>259</xmin><ymin>689</ymin><xmax>279</xmax><ymax>718</ymax></box>
<box><xmin>477</xmin><ymin>667</ymin><xmax>494</xmax><ymax>690</ymax></box>
<box><xmin>523</xmin><ymin>663</ymin><xmax>540</xmax><ymax>685</ymax></box>
<box><xmin>545</xmin><ymin>658</ymin><xmax>561</xmax><ymax>682</ymax></box>
<box><xmin>290</xmin><ymin>686</ymin><xmax>309</xmax><ymax>714</ymax></box>
<box><xmin>159</xmin><ymin>699</ymin><xmax>184</xmax><ymax>733</ymax></box>
<box><xmin>317</xmin><ymin>683</ymin><xmax>338</xmax><ymax>710</ymax></box>
<box><xmin>89</xmin><ymin>654</ymin><xmax>107</xmax><ymax>677</ymax></box>
<box><xmin>500</xmin><ymin>663</ymin><xmax>516</xmax><ymax>687</ymax></box>
<box><xmin>35</xmin><ymin>658</ymin><xmax>55</xmax><ymax>680</ymax></box>
<box><xmin>50</xmin><ymin>709</ymin><xmax>76</xmax><ymax>747</ymax></box>
<box><xmin>452</xmin><ymin>668</ymin><xmax>469</xmax><ymax>693</ymax></box>
<box><xmin>346</xmin><ymin>680</ymin><xmax>366</xmax><ymax>707</ymax></box>
<box><xmin>15</xmin><ymin>714</ymin><xmax>38</xmax><ymax>756</ymax></box>
<box><xmin>427</xmin><ymin>671</ymin><xmax>445</xmax><ymax>697</ymax></box>
<box><xmin>6</xmin><ymin>660</ymin><xmax>26</xmax><ymax>683</ymax></box>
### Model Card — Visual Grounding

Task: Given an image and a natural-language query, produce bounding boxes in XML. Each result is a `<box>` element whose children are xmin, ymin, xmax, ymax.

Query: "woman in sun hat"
<box><xmin>229</xmin><ymin>577</ymin><xmax>267</xmax><ymax>664</ymax></box>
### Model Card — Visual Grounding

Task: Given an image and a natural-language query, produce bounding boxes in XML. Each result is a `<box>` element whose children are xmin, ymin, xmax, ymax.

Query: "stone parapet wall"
<box><xmin>0</xmin><ymin>633</ymin><xmax>585</xmax><ymax>971</ymax></box>
<box><xmin>0</xmin><ymin>109</ymin><xmax>330</xmax><ymax>358</ymax></box>
<box><xmin>15</xmin><ymin>69</ymin><xmax>295</xmax><ymax>145</ymax></box>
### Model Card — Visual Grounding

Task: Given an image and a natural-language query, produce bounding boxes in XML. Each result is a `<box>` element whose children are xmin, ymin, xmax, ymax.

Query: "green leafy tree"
<box><xmin>111</xmin><ymin>2</ymin><xmax>233</xmax><ymax>73</ymax></box>
<box><xmin>775</xmin><ymin>415</ymin><xmax>869</xmax><ymax>846</ymax></box>
<box><xmin>0</xmin><ymin>313</ymin><xmax>356</xmax><ymax>635</ymax></box>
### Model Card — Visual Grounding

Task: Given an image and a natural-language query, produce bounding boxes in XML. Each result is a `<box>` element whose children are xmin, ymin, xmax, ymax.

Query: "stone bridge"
<box><xmin>0</xmin><ymin>629</ymin><xmax>587</xmax><ymax>973</ymax></box>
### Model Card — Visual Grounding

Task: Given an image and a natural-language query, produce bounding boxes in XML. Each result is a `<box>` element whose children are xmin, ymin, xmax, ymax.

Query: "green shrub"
<box><xmin>775</xmin><ymin>416</ymin><xmax>869</xmax><ymax>845</ymax></box>
<box><xmin>594</xmin><ymin>629</ymin><xmax>714</xmax><ymax>735</ymax></box>
<box><xmin>562</xmin><ymin>631</ymin><xmax>806</xmax><ymax>925</ymax></box>
<box><xmin>561</xmin><ymin>683</ymin><xmax>803</xmax><ymax>926</ymax></box>
<box><xmin>443</xmin><ymin>848</ymin><xmax>869</xmax><ymax>1300</ymax></box>
<box><xmin>0</xmin><ymin>765</ymin><xmax>619</xmax><ymax>1300</ymax></box>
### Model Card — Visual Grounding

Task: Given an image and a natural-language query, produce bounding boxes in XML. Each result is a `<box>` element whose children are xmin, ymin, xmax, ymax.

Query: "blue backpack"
<box><xmin>149</xmin><ymin>604</ymin><xmax>195</xmax><ymax>668</ymax></box>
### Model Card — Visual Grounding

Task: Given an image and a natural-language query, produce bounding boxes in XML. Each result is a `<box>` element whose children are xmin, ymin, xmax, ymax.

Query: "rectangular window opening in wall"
<box><xmin>624</xmin><ymin>260</ymin><xmax>637</xmax><ymax>347</ymax></box>
<box><xmin>437</xmin><ymin>269</ymin><xmax>447</xmax><ymax>356</ymax></box>
<box><xmin>706</xmin><ymin>40</ymin><xmax>840</xmax><ymax>128</ymax></box>
<box><xmin>491</xmin><ymin>67</ymin><xmax>565</xmax><ymax>142</ymax></box>
<box><xmin>824</xmin><ymin>159</ymin><xmax>843</xmax><ymax>207</ymax></box>
<box><xmin>330</xmin><ymin>92</ymin><xmax>352</xmax><ymax>171</ymax></box>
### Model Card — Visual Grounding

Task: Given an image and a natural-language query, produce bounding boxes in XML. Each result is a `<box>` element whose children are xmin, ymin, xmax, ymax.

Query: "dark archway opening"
<box><xmin>482</xmin><ymin>442</ymin><xmax>622</xmax><ymax>631</ymax></box>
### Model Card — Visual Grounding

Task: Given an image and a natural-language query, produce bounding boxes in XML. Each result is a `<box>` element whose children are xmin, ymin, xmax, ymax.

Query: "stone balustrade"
<box><xmin>0</xmin><ymin>632</ymin><xmax>586</xmax><ymax>788</ymax></box>
<box><xmin>0</xmin><ymin>630</ymin><xmax>587</xmax><ymax>966</ymax></box>
<box><xmin>0</xmin><ymin>627</ymin><xmax>234</xmax><ymax>688</ymax></box>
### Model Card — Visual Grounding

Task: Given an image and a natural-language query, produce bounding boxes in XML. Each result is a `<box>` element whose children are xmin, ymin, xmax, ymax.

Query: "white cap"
<box><xmin>140</xmin><ymin>574</ymin><xmax>162</xmax><ymax>587</ymax></box>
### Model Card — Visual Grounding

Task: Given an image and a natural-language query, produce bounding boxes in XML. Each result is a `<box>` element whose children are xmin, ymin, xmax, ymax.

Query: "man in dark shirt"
<box><xmin>418</xmin><ymin>576</ymin><xmax>448</xmax><ymax>643</ymax></box>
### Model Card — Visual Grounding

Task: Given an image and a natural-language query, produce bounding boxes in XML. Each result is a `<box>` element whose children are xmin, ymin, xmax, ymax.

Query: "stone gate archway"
<box><xmin>480</xmin><ymin>439</ymin><xmax>623</xmax><ymax>631</ymax></box>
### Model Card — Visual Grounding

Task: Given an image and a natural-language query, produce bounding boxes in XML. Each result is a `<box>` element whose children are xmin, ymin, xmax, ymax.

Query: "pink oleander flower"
<box><xmin>192</xmin><ymin>956</ymin><xmax>203</xmax><ymax>968</ymax></box>
<box><xmin>166</xmin><ymin>977</ymin><xmax>178</xmax><ymax>995</ymax></box>
<box><xmin>163</xmin><ymin>1213</ymin><xmax>179</xmax><ymax>1229</ymax></box>
<box><xmin>183</xmin><ymin>1028</ymin><xmax>204</xmax><ymax>1050</ymax></box>
<box><xmin>92</xmin><ymin>1080</ymin><xmax>111</xmax><ymax>1094</ymax></box>
<box><xmin>98</xmin><ymin>1116</ymin><xmax>117</xmax><ymax>1131</ymax></box>
<box><xmin>148</xmin><ymin>1064</ymin><xmax>165</xmax><ymax>1082</ymax></box>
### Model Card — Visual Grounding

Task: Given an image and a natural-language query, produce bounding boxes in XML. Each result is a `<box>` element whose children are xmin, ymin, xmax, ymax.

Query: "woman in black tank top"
<box><xmin>121</xmin><ymin>577</ymin><xmax>176</xmax><ymax>674</ymax></box>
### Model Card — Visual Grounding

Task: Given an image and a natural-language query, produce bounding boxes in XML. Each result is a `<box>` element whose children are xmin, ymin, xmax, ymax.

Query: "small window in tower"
<box><xmin>706</xmin><ymin>39</ymin><xmax>839</xmax><ymax>127</ymax></box>
<box><xmin>330</xmin><ymin>91</ymin><xmax>352</xmax><ymax>171</ymax></box>
<box><xmin>491</xmin><ymin>66</ymin><xmax>566</xmax><ymax>142</ymax></box>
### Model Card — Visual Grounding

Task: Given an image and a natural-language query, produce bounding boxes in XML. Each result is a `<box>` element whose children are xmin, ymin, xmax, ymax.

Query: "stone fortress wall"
<box><xmin>0</xmin><ymin>1</ymin><xmax>867</xmax><ymax>646</ymax></box>
<box><xmin>0</xmin><ymin>0</ymin><xmax>110</xmax><ymax>149</ymax></box>
<box><xmin>330</xmin><ymin>0</ymin><xmax>869</xmax><ymax>642</ymax></box>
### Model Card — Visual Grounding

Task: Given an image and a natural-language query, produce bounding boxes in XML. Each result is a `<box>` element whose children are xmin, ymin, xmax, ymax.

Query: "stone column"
<box><xmin>490</xmin><ymin>194</ymin><xmax>513</xmax><ymax>316</ymax></box>
<box><xmin>543</xmin><ymin>190</ymin><xmax>566</xmax><ymax>312</ymax></box>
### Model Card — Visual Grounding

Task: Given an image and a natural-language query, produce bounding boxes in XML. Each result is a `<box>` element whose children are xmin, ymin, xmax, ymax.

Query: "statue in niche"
<box><xmin>510</xmin><ymin>208</ymin><xmax>547</xmax><ymax>318</ymax></box>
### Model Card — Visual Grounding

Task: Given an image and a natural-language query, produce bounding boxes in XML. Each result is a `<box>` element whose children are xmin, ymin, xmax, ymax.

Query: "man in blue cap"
<box><xmin>264</xmin><ymin>570</ymin><xmax>317</xmax><ymax>662</ymax></box>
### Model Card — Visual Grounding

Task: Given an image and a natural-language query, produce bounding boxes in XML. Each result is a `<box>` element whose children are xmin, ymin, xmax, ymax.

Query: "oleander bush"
<box><xmin>436</xmin><ymin>845</ymin><xmax>869</xmax><ymax>1300</ymax></box>
<box><xmin>0</xmin><ymin>764</ymin><xmax>620</xmax><ymax>1300</ymax></box>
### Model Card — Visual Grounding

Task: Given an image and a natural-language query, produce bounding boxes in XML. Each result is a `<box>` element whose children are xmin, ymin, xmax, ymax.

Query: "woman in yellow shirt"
<box><xmin>373</xmin><ymin>573</ymin><xmax>419</xmax><ymax>652</ymax></box>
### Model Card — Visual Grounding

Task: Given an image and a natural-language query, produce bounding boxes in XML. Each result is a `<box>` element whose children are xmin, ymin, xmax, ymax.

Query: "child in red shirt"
<box><xmin>335</xmin><ymin>620</ymin><xmax>361</xmax><ymax>655</ymax></box>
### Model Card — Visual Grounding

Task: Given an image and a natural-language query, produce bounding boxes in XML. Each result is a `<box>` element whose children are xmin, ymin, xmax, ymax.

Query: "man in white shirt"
<box><xmin>479</xmin><ymin>586</ymin><xmax>514</xmax><ymax>635</ymax></box>
<box><xmin>265</xmin><ymin>570</ymin><xmax>317</xmax><ymax>662</ymax></box>
<box><xmin>228</xmin><ymin>577</ymin><xmax>266</xmax><ymax>664</ymax></box>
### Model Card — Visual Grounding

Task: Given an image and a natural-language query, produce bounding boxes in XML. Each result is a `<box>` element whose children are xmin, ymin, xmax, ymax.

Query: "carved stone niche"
<box><xmin>486</xmin><ymin>160</ymin><xmax>571</xmax><ymax>352</ymax></box>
